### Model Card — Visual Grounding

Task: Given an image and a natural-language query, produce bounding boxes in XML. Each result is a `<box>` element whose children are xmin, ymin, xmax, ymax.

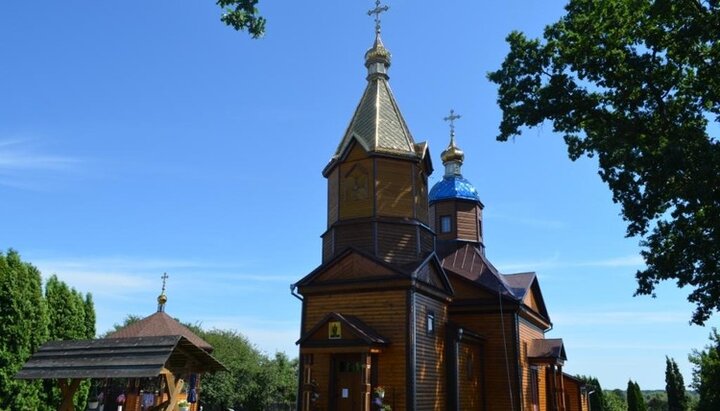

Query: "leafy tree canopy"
<box><xmin>665</xmin><ymin>356</ymin><xmax>688</xmax><ymax>411</ymax></box>
<box><xmin>216</xmin><ymin>0</ymin><xmax>265</xmax><ymax>38</ymax></box>
<box><xmin>689</xmin><ymin>328</ymin><xmax>720</xmax><ymax>411</ymax></box>
<box><xmin>489</xmin><ymin>0</ymin><xmax>720</xmax><ymax>325</ymax></box>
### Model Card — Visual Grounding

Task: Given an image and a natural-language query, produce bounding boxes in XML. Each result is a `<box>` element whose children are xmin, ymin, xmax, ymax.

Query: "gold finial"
<box><xmin>368</xmin><ymin>0</ymin><xmax>389</xmax><ymax>35</ymax></box>
<box><xmin>364</xmin><ymin>1</ymin><xmax>392</xmax><ymax>76</ymax></box>
<box><xmin>441</xmin><ymin>109</ymin><xmax>465</xmax><ymax>165</ymax></box>
<box><xmin>157</xmin><ymin>272</ymin><xmax>169</xmax><ymax>312</ymax></box>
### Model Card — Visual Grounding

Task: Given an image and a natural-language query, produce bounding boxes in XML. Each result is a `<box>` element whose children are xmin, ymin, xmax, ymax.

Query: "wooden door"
<box><xmin>333</xmin><ymin>354</ymin><xmax>363</xmax><ymax>411</ymax></box>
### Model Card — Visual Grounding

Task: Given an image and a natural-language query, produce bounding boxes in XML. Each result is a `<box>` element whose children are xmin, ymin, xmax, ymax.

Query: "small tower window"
<box><xmin>427</xmin><ymin>311</ymin><xmax>435</xmax><ymax>335</ymax></box>
<box><xmin>440</xmin><ymin>216</ymin><xmax>452</xmax><ymax>233</ymax></box>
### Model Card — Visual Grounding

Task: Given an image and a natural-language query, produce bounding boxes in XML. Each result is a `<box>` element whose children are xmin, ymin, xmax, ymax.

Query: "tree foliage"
<box><xmin>43</xmin><ymin>275</ymin><xmax>96</xmax><ymax>411</ymax></box>
<box><xmin>628</xmin><ymin>380</ymin><xmax>647</xmax><ymax>411</ymax></box>
<box><xmin>192</xmin><ymin>328</ymin><xmax>297</xmax><ymax>411</ymax></box>
<box><xmin>665</xmin><ymin>356</ymin><xmax>688</xmax><ymax>411</ymax></box>
<box><xmin>606</xmin><ymin>389</ymin><xmax>628</xmax><ymax>411</ymax></box>
<box><xmin>216</xmin><ymin>0</ymin><xmax>265</xmax><ymax>38</ymax></box>
<box><xmin>489</xmin><ymin>0</ymin><xmax>720</xmax><ymax>325</ymax></box>
<box><xmin>576</xmin><ymin>375</ymin><xmax>607</xmax><ymax>411</ymax></box>
<box><xmin>0</xmin><ymin>250</ymin><xmax>48</xmax><ymax>411</ymax></box>
<box><xmin>689</xmin><ymin>328</ymin><xmax>720</xmax><ymax>411</ymax></box>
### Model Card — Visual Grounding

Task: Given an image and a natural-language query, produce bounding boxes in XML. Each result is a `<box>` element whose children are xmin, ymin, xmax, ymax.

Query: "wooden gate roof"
<box><xmin>15</xmin><ymin>335</ymin><xmax>225</xmax><ymax>380</ymax></box>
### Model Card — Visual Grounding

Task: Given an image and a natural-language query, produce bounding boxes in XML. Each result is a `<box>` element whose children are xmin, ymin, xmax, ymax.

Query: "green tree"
<box><xmin>84</xmin><ymin>293</ymin><xmax>96</xmax><ymax>339</ymax></box>
<box><xmin>689</xmin><ymin>328</ymin><xmax>720</xmax><ymax>411</ymax></box>
<box><xmin>628</xmin><ymin>380</ymin><xmax>647</xmax><ymax>411</ymax></box>
<box><xmin>489</xmin><ymin>0</ymin><xmax>720</xmax><ymax>325</ymax></box>
<box><xmin>606</xmin><ymin>389</ymin><xmax>629</xmax><ymax>411</ymax></box>
<box><xmin>216</xmin><ymin>0</ymin><xmax>265</xmax><ymax>37</ymax></box>
<box><xmin>0</xmin><ymin>250</ymin><xmax>49</xmax><ymax>411</ymax></box>
<box><xmin>43</xmin><ymin>275</ymin><xmax>94</xmax><ymax>411</ymax></box>
<box><xmin>666</xmin><ymin>356</ymin><xmax>688</xmax><ymax>411</ymax></box>
<box><xmin>576</xmin><ymin>375</ymin><xmax>606</xmax><ymax>411</ymax></box>
<box><xmin>646</xmin><ymin>392</ymin><xmax>668</xmax><ymax>411</ymax></box>
<box><xmin>197</xmin><ymin>329</ymin><xmax>265</xmax><ymax>410</ymax></box>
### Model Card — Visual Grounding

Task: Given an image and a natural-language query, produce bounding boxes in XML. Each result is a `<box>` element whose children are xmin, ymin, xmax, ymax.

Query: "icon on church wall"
<box><xmin>329</xmin><ymin>321</ymin><xmax>342</xmax><ymax>339</ymax></box>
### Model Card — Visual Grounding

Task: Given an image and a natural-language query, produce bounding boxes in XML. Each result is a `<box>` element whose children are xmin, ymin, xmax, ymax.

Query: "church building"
<box><xmin>293</xmin><ymin>5</ymin><xmax>590</xmax><ymax>411</ymax></box>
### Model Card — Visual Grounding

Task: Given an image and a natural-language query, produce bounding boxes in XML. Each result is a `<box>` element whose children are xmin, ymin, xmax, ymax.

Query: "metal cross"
<box><xmin>368</xmin><ymin>0</ymin><xmax>390</xmax><ymax>34</ymax></box>
<box><xmin>444</xmin><ymin>109</ymin><xmax>462</xmax><ymax>137</ymax></box>
<box><xmin>160</xmin><ymin>272</ymin><xmax>169</xmax><ymax>293</ymax></box>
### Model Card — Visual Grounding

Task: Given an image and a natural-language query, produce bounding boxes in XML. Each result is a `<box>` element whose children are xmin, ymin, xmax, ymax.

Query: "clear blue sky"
<box><xmin>1</xmin><ymin>1</ymin><xmax>715</xmax><ymax>390</ymax></box>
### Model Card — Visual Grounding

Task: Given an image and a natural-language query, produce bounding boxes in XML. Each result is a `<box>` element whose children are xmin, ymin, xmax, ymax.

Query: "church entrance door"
<box><xmin>332</xmin><ymin>354</ymin><xmax>364</xmax><ymax>411</ymax></box>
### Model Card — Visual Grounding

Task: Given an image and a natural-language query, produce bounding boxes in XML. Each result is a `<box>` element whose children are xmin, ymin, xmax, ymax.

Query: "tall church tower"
<box><xmin>295</xmin><ymin>4</ymin><xmax>453</xmax><ymax>411</ymax></box>
<box><xmin>321</xmin><ymin>15</ymin><xmax>433</xmax><ymax>266</ymax></box>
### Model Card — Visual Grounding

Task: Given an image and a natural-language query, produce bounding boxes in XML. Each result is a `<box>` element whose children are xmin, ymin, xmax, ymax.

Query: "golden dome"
<box><xmin>441</xmin><ymin>136</ymin><xmax>464</xmax><ymax>165</ymax></box>
<box><xmin>157</xmin><ymin>293</ymin><xmax>167</xmax><ymax>306</ymax></box>
<box><xmin>365</xmin><ymin>34</ymin><xmax>391</xmax><ymax>68</ymax></box>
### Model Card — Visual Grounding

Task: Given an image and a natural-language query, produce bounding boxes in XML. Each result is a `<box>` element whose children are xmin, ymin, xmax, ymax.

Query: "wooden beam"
<box><xmin>58</xmin><ymin>378</ymin><xmax>82</xmax><ymax>411</ymax></box>
<box><xmin>161</xmin><ymin>368</ymin><xmax>185</xmax><ymax>411</ymax></box>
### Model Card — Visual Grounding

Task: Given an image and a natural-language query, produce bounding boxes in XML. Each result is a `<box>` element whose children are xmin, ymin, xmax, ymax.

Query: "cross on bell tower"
<box><xmin>367</xmin><ymin>0</ymin><xmax>389</xmax><ymax>34</ymax></box>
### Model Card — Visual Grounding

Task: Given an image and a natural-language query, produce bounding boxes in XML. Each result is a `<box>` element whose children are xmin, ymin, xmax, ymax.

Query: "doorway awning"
<box><xmin>297</xmin><ymin>312</ymin><xmax>390</xmax><ymax>352</ymax></box>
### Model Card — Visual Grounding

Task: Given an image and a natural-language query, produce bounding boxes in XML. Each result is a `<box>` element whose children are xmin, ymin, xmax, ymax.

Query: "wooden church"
<box><xmin>293</xmin><ymin>4</ymin><xmax>590</xmax><ymax>411</ymax></box>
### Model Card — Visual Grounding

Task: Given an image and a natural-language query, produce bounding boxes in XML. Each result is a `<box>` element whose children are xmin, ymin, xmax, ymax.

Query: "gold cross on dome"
<box><xmin>368</xmin><ymin>0</ymin><xmax>390</xmax><ymax>34</ymax></box>
<box><xmin>160</xmin><ymin>272</ymin><xmax>169</xmax><ymax>293</ymax></box>
<box><xmin>444</xmin><ymin>109</ymin><xmax>462</xmax><ymax>136</ymax></box>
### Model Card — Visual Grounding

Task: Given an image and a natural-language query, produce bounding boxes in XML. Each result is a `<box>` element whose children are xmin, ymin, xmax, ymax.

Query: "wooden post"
<box><xmin>162</xmin><ymin>368</ymin><xmax>184</xmax><ymax>411</ymax></box>
<box><xmin>58</xmin><ymin>378</ymin><xmax>82</xmax><ymax>411</ymax></box>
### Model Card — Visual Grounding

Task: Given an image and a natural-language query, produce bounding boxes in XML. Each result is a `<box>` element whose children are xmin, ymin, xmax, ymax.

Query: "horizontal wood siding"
<box><xmin>539</xmin><ymin>366</ymin><xmax>549</xmax><ymax>411</ymax></box>
<box><xmin>451</xmin><ymin>313</ymin><xmax>519</xmax><ymax>411</ymax></box>
<box><xmin>415</xmin><ymin>166</ymin><xmax>429</xmax><ymax>225</ymax></box>
<box><xmin>420</xmin><ymin>228</ymin><xmax>434</xmax><ymax>257</ymax></box>
<box><xmin>415</xmin><ymin>293</ymin><xmax>448</xmax><ymax>411</ymax></box>
<box><xmin>428</xmin><ymin>206</ymin><xmax>436</xmax><ymax>233</ymax></box>
<box><xmin>313</xmin><ymin>252</ymin><xmax>396</xmax><ymax>283</ymax></box>
<box><xmin>327</xmin><ymin>168</ymin><xmax>339</xmax><ymax>226</ymax></box>
<box><xmin>459</xmin><ymin>342</ymin><xmax>483</xmax><ymax>411</ymax></box>
<box><xmin>334</xmin><ymin>224</ymin><xmax>374</xmax><ymax>256</ymax></box>
<box><xmin>339</xmin><ymin>158</ymin><xmax>374</xmax><ymax>220</ymax></box>
<box><xmin>456</xmin><ymin>201</ymin><xmax>479</xmax><ymax>242</ymax></box>
<box><xmin>376</xmin><ymin>158</ymin><xmax>414</xmax><ymax>218</ymax></box>
<box><xmin>377</xmin><ymin>223</ymin><xmax>418</xmax><ymax>264</ymax></box>
<box><xmin>303</xmin><ymin>291</ymin><xmax>408</xmax><ymax>410</ymax></box>
<box><xmin>563</xmin><ymin>376</ymin><xmax>580</xmax><ymax>411</ymax></box>
<box><xmin>519</xmin><ymin>320</ymin><xmax>544</xmax><ymax>411</ymax></box>
<box><xmin>524</xmin><ymin>287</ymin><xmax>540</xmax><ymax>315</ymax></box>
<box><xmin>431</xmin><ymin>202</ymin><xmax>456</xmax><ymax>240</ymax></box>
<box><xmin>321</xmin><ymin>233</ymin><xmax>332</xmax><ymax>263</ymax></box>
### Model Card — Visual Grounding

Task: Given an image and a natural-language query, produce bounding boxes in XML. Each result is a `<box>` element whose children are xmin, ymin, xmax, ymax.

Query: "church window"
<box><xmin>427</xmin><ymin>311</ymin><xmax>435</xmax><ymax>335</ymax></box>
<box><xmin>440</xmin><ymin>216</ymin><xmax>452</xmax><ymax>233</ymax></box>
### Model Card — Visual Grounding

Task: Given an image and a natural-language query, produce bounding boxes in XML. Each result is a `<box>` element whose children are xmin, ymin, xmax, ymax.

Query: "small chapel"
<box><xmin>293</xmin><ymin>3</ymin><xmax>591</xmax><ymax>411</ymax></box>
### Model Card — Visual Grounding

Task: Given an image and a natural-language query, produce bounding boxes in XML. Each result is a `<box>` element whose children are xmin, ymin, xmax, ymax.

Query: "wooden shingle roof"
<box><xmin>105</xmin><ymin>311</ymin><xmax>213</xmax><ymax>352</ymax></box>
<box><xmin>15</xmin><ymin>335</ymin><xmax>225</xmax><ymax>380</ymax></box>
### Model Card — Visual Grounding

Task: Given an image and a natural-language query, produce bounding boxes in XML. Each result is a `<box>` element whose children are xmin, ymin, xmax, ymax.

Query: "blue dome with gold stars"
<box><xmin>429</xmin><ymin>175</ymin><xmax>481</xmax><ymax>204</ymax></box>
